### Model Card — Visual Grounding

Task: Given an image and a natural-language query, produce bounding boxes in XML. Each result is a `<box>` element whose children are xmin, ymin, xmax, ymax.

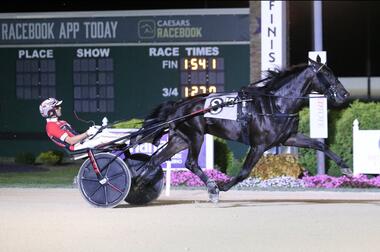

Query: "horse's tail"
<box><xmin>136</xmin><ymin>95</ymin><xmax>207</xmax><ymax>146</ymax></box>
<box><xmin>143</xmin><ymin>100</ymin><xmax>177</xmax><ymax>126</ymax></box>
<box><xmin>137</xmin><ymin>100</ymin><xmax>178</xmax><ymax>146</ymax></box>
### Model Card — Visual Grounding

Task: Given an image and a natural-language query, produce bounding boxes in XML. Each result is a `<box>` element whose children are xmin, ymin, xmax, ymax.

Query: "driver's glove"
<box><xmin>86</xmin><ymin>126</ymin><xmax>99</xmax><ymax>137</ymax></box>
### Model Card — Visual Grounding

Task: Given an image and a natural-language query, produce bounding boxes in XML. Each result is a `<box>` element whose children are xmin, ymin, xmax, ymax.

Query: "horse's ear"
<box><xmin>308</xmin><ymin>57</ymin><xmax>317</xmax><ymax>66</ymax></box>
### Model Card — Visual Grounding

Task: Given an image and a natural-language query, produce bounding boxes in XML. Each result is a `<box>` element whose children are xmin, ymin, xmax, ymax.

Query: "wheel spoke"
<box><xmin>107</xmin><ymin>172</ymin><xmax>125</xmax><ymax>181</ymax></box>
<box><xmin>107</xmin><ymin>181</ymin><xmax>124</xmax><ymax>194</ymax></box>
<box><xmin>88</xmin><ymin>184</ymin><xmax>103</xmax><ymax>198</ymax></box>
<box><xmin>81</xmin><ymin>177</ymin><xmax>99</xmax><ymax>182</ymax></box>
<box><xmin>100</xmin><ymin>163</ymin><xmax>111</xmax><ymax>175</ymax></box>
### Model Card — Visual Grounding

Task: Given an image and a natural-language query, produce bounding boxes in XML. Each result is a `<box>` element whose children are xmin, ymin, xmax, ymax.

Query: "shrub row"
<box><xmin>298</xmin><ymin>100</ymin><xmax>380</xmax><ymax>176</ymax></box>
<box><xmin>15</xmin><ymin>150</ymin><xmax>64</xmax><ymax>165</ymax></box>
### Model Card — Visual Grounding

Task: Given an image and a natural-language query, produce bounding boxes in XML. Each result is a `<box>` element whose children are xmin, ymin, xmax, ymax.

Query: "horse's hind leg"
<box><xmin>219</xmin><ymin>145</ymin><xmax>265</xmax><ymax>192</ymax></box>
<box><xmin>184</xmin><ymin>134</ymin><xmax>219</xmax><ymax>203</ymax></box>
<box><xmin>283</xmin><ymin>133</ymin><xmax>352</xmax><ymax>176</ymax></box>
<box><xmin>136</xmin><ymin>135</ymin><xmax>188</xmax><ymax>187</ymax></box>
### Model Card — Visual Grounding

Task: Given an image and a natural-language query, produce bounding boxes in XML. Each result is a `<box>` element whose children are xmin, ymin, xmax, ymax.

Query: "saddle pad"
<box><xmin>204</xmin><ymin>93</ymin><xmax>238</xmax><ymax>120</ymax></box>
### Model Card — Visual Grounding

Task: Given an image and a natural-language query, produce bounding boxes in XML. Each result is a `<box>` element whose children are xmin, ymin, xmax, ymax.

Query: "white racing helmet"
<box><xmin>39</xmin><ymin>98</ymin><xmax>63</xmax><ymax>118</ymax></box>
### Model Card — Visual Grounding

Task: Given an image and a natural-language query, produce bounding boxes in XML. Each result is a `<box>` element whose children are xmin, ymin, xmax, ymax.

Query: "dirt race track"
<box><xmin>1</xmin><ymin>188</ymin><xmax>380</xmax><ymax>252</ymax></box>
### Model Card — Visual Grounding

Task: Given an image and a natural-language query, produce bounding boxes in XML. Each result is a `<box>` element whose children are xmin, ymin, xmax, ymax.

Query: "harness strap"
<box><xmin>235</xmin><ymin>97</ymin><xmax>298</xmax><ymax>118</ymax></box>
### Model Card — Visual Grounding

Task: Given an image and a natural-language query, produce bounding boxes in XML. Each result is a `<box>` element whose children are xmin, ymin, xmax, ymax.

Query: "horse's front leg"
<box><xmin>184</xmin><ymin>134</ymin><xmax>220</xmax><ymax>203</ymax></box>
<box><xmin>219</xmin><ymin>145</ymin><xmax>265</xmax><ymax>192</ymax></box>
<box><xmin>283</xmin><ymin>133</ymin><xmax>352</xmax><ymax>176</ymax></box>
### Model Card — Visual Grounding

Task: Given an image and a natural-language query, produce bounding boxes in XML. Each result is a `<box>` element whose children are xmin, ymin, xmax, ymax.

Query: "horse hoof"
<box><xmin>208</xmin><ymin>191</ymin><xmax>219</xmax><ymax>204</ymax></box>
<box><xmin>206</xmin><ymin>179</ymin><xmax>220</xmax><ymax>203</ymax></box>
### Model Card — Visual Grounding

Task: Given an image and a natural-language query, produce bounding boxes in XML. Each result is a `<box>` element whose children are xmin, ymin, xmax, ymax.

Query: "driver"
<box><xmin>39</xmin><ymin>97</ymin><xmax>116</xmax><ymax>152</ymax></box>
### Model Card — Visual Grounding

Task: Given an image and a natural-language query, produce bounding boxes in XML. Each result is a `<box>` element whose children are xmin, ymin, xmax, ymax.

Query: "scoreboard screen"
<box><xmin>0</xmin><ymin>9</ymin><xmax>250</xmax><ymax>156</ymax></box>
<box><xmin>180</xmin><ymin>57</ymin><xmax>225</xmax><ymax>97</ymax></box>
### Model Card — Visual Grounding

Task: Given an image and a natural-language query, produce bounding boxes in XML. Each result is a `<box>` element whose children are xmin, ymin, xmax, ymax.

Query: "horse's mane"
<box><xmin>249</xmin><ymin>63</ymin><xmax>309</xmax><ymax>92</ymax></box>
<box><xmin>143</xmin><ymin>94</ymin><xmax>208</xmax><ymax>126</ymax></box>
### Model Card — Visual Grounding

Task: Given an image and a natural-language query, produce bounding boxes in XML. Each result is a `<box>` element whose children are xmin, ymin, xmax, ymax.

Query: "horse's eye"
<box><xmin>324</xmin><ymin>71</ymin><xmax>331</xmax><ymax>78</ymax></box>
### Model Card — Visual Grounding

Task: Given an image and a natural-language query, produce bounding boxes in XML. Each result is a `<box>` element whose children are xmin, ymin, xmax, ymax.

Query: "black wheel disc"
<box><xmin>78</xmin><ymin>153</ymin><xmax>131</xmax><ymax>208</ymax></box>
<box><xmin>124</xmin><ymin>154</ymin><xmax>164</xmax><ymax>205</ymax></box>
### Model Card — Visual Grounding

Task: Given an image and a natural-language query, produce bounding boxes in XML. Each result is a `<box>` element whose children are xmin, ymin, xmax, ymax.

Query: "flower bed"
<box><xmin>168</xmin><ymin>169</ymin><xmax>230</xmax><ymax>187</ymax></box>
<box><xmin>165</xmin><ymin>170</ymin><xmax>380</xmax><ymax>189</ymax></box>
<box><xmin>302</xmin><ymin>173</ymin><xmax>380</xmax><ymax>188</ymax></box>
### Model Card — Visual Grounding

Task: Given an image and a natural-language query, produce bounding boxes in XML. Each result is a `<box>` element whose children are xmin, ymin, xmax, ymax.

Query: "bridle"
<box><xmin>312</xmin><ymin>63</ymin><xmax>339</xmax><ymax>100</ymax></box>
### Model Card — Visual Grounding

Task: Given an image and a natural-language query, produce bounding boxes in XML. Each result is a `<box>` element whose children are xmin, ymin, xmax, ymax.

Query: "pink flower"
<box><xmin>302</xmin><ymin>173</ymin><xmax>380</xmax><ymax>189</ymax></box>
<box><xmin>164</xmin><ymin>169</ymin><xmax>230</xmax><ymax>186</ymax></box>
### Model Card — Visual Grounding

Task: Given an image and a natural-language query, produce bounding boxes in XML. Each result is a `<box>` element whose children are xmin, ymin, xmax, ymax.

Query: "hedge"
<box><xmin>36</xmin><ymin>150</ymin><xmax>64</xmax><ymax>165</ymax></box>
<box><xmin>214</xmin><ymin>138</ymin><xmax>234</xmax><ymax>175</ymax></box>
<box><xmin>298</xmin><ymin>100</ymin><xmax>380</xmax><ymax>176</ymax></box>
<box><xmin>329</xmin><ymin>100</ymin><xmax>380</xmax><ymax>172</ymax></box>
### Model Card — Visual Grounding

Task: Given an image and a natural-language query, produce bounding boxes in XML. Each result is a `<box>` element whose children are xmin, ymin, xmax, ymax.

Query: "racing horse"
<box><xmin>139</xmin><ymin>58</ymin><xmax>351</xmax><ymax>202</ymax></box>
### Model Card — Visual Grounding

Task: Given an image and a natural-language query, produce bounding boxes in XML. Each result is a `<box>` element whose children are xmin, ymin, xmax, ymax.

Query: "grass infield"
<box><xmin>0</xmin><ymin>161</ymin><xmax>80</xmax><ymax>187</ymax></box>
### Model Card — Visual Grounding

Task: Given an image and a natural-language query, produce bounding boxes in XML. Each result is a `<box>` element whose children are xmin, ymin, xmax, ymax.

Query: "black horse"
<box><xmin>139</xmin><ymin>58</ymin><xmax>351</xmax><ymax>202</ymax></box>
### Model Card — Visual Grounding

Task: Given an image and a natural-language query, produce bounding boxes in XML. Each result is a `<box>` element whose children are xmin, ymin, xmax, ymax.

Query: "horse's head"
<box><xmin>308</xmin><ymin>58</ymin><xmax>350</xmax><ymax>105</ymax></box>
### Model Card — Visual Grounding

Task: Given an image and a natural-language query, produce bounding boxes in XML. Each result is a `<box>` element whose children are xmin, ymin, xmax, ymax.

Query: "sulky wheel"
<box><xmin>78</xmin><ymin>153</ymin><xmax>131</xmax><ymax>208</ymax></box>
<box><xmin>124</xmin><ymin>154</ymin><xmax>164</xmax><ymax>205</ymax></box>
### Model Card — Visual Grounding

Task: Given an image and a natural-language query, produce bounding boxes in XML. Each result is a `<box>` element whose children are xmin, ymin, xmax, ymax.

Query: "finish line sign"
<box><xmin>309</xmin><ymin>93</ymin><xmax>328</xmax><ymax>138</ymax></box>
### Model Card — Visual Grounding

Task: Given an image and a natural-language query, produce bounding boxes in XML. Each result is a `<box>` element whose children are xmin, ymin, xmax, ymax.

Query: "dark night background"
<box><xmin>1</xmin><ymin>0</ymin><xmax>379</xmax><ymax>76</ymax></box>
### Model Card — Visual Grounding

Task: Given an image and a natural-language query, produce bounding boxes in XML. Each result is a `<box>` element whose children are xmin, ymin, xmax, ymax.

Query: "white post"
<box><xmin>352</xmin><ymin>119</ymin><xmax>359</xmax><ymax>175</ymax></box>
<box><xmin>205</xmin><ymin>134</ymin><xmax>214</xmax><ymax>170</ymax></box>
<box><xmin>165</xmin><ymin>160</ymin><xmax>172</xmax><ymax>196</ymax></box>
